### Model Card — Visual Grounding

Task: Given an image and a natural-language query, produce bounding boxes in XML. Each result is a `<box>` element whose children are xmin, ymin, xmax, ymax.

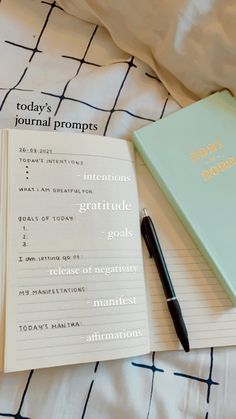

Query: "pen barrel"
<box><xmin>167</xmin><ymin>299</ymin><xmax>189</xmax><ymax>352</ymax></box>
<box><xmin>143</xmin><ymin>217</ymin><xmax>175</xmax><ymax>299</ymax></box>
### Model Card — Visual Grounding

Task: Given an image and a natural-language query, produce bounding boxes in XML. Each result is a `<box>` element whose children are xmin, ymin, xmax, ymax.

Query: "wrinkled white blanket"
<box><xmin>58</xmin><ymin>0</ymin><xmax>236</xmax><ymax>107</ymax></box>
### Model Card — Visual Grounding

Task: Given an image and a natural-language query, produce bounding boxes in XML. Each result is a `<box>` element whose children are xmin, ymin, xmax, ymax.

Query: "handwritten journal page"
<box><xmin>4</xmin><ymin>130</ymin><xmax>150</xmax><ymax>372</ymax></box>
<box><xmin>136</xmin><ymin>154</ymin><xmax>236</xmax><ymax>351</ymax></box>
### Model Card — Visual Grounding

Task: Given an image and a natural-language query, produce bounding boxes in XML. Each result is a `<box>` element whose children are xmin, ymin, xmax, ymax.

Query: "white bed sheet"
<box><xmin>0</xmin><ymin>1</ymin><xmax>235</xmax><ymax>418</ymax></box>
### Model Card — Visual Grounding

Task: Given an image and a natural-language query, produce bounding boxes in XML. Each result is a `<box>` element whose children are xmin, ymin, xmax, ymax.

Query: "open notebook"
<box><xmin>0</xmin><ymin>129</ymin><xmax>235</xmax><ymax>373</ymax></box>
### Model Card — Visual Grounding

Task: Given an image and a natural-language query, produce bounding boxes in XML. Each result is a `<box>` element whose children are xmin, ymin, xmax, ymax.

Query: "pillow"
<box><xmin>57</xmin><ymin>0</ymin><xmax>236</xmax><ymax>107</ymax></box>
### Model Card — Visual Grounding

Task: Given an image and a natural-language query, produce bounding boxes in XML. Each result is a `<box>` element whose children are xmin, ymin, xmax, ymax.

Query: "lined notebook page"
<box><xmin>4</xmin><ymin>131</ymin><xmax>149</xmax><ymax>372</ymax></box>
<box><xmin>136</xmin><ymin>154</ymin><xmax>236</xmax><ymax>351</ymax></box>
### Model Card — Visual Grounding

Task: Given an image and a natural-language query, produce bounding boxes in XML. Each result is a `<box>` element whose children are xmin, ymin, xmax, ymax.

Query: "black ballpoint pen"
<box><xmin>141</xmin><ymin>208</ymin><xmax>190</xmax><ymax>352</ymax></box>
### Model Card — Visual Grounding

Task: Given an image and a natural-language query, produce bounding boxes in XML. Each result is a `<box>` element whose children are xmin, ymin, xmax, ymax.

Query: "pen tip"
<box><xmin>183</xmin><ymin>339</ymin><xmax>190</xmax><ymax>353</ymax></box>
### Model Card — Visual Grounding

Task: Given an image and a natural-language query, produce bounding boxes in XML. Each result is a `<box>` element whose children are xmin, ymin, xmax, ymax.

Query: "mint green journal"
<box><xmin>133</xmin><ymin>90</ymin><xmax>236</xmax><ymax>305</ymax></box>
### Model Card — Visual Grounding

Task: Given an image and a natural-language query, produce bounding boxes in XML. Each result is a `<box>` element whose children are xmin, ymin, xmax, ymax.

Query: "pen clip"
<box><xmin>141</xmin><ymin>220</ymin><xmax>153</xmax><ymax>258</ymax></box>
